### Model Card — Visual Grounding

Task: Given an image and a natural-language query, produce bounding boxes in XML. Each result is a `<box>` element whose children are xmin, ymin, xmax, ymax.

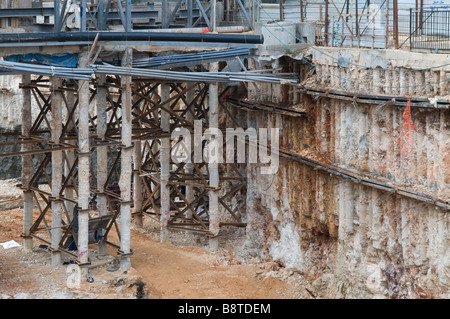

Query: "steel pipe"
<box><xmin>0</xmin><ymin>31</ymin><xmax>264</xmax><ymax>44</ymax></box>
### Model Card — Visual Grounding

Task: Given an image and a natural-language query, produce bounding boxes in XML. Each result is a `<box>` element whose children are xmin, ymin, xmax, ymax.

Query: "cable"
<box><xmin>240</xmin><ymin>0</ymin><xmax>450</xmax><ymax>90</ymax></box>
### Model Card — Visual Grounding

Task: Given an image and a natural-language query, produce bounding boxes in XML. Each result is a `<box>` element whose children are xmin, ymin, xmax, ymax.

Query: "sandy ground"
<box><xmin>0</xmin><ymin>181</ymin><xmax>314</xmax><ymax>299</ymax></box>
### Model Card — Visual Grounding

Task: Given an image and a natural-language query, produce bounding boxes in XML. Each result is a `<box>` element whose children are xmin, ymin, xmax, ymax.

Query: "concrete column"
<box><xmin>77</xmin><ymin>53</ymin><xmax>91</xmax><ymax>274</ymax></box>
<box><xmin>439</xmin><ymin>110</ymin><xmax>449</xmax><ymax>200</ymax></box>
<box><xmin>208</xmin><ymin>62</ymin><xmax>220</xmax><ymax>251</ymax></box>
<box><xmin>400</xmin><ymin>198</ymin><xmax>411</xmax><ymax>264</ymax></box>
<box><xmin>416</xmin><ymin>70</ymin><xmax>425</xmax><ymax>96</ymax></box>
<box><xmin>51</xmin><ymin>77</ymin><xmax>63</xmax><ymax>265</ymax></box>
<box><xmin>432</xmin><ymin>70</ymin><xmax>440</xmax><ymax>96</ymax></box>
<box><xmin>439</xmin><ymin>71</ymin><xmax>447</xmax><ymax>96</ymax></box>
<box><xmin>65</xmin><ymin>84</ymin><xmax>75</xmax><ymax>222</ymax></box>
<box><xmin>425</xmin><ymin>70</ymin><xmax>433</xmax><ymax>96</ymax></box>
<box><xmin>399</xmin><ymin>70</ymin><xmax>408</xmax><ymax>97</ymax></box>
<box><xmin>344</xmin><ymin>182</ymin><xmax>354</xmax><ymax>234</ymax></box>
<box><xmin>393</xmin><ymin>70</ymin><xmax>400</xmax><ymax>96</ymax></box>
<box><xmin>408</xmin><ymin>71</ymin><xmax>416</xmax><ymax>97</ymax></box>
<box><xmin>373</xmin><ymin>69</ymin><xmax>382</xmax><ymax>95</ymax></box>
<box><xmin>383</xmin><ymin>70</ymin><xmax>390</xmax><ymax>95</ymax></box>
<box><xmin>331</xmin><ymin>66</ymin><xmax>338</xmax><ymax>88</ymax></box>
<box><xmin>160</xmin><ymin>83</ymin><xmax>171</xmax><ymax>242</ymax></box>
<box><xmin>184</xmin><ymin>87</ymin><xmax>195</xmax><ymax>220</ymax></box>
<box><xmin>96</xmin><ymin>74</ymin><xmax>108</xmax><ymax>255</ymax></box>
<box><xmin>371</xmin><ymin>189</ymin><xmax>383</xmax><ymax>250</ymax></box>
<box><xmin>119</xmin><ymin>48</ymin><xmax>133</xmax><ymax>269</ymax></box>
<box><xmin>358</xmin><ymin>185</ymin><xmax>368</xmax><ymax>255</ymax></box>
<box><xmin>21</xmin><ymin>74</ymin><xmax>33</xmax><ymax>250</ymax></box>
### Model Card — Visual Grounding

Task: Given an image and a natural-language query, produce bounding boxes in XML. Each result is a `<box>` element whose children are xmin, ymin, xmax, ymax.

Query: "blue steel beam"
<box><xmin>0</xmin><ymin>8</ymin><xmax>158</xmax><ymax>20</ymax></box>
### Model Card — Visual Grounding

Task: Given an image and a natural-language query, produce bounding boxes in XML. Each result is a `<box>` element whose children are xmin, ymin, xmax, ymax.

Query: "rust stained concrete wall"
<box><xmin>230</xmin><ymin>54</ymin><xmax>449</xmax><ymax>298</ymax></box>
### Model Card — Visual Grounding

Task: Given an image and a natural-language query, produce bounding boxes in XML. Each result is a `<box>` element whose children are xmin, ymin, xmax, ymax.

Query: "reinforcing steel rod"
<box><xmin>0</xmin><ymin>60</ymin><xmax>298</xmax><ymax>84</ymax></box>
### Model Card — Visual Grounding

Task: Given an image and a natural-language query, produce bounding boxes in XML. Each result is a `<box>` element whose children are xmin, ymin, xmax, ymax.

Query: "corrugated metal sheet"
<box><xmin>282</xmin><ymin>0</ymin><xmax>302</xmax><ymax>21</ymax></box>
<box><xmin>260</xmin><ymin>4</ymin><xmax>281</xmax><ymax>22</ymax></box>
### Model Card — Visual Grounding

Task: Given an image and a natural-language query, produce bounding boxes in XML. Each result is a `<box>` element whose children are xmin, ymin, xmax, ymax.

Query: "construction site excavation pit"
<box><xmin>0</xmin><ymin>0</ymin><xmax>448</xmax><ymax>301</ymax></box>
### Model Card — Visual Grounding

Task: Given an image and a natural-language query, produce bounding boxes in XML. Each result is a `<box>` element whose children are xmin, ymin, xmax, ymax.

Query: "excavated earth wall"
<box><xmin>229</xmin><ymin>48</ymin><xmax>449</xmax><ymax>298</ymax></box>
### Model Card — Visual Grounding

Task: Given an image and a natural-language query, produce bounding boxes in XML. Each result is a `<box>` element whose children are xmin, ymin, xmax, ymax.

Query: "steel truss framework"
<box><xmin>0</xmin><ymin>0</ymin><xmax>257</xmax><ymax>32</ymax></box>
<box><xmin>4</xmin><ymin>57</ymin><xmax>247</xmax><ymax>268</ymax></box>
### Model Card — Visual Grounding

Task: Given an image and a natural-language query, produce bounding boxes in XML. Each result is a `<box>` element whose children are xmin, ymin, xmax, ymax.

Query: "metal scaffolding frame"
<box><xmin>0</xmin><ymin>45</ymin><xmax>270</xmax><ymax>272</ymax></box>
<box><xmin>0</xmin><ymin>0</ymin><xmax>258</xmax><ymax>32</ymax></box>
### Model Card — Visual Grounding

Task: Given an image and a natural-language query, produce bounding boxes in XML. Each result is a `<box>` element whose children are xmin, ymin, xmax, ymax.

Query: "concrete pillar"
<box><xmin>51</xmin><ymin>77</ymin><xmax>63</xmax><ymax>265</ymax></box>
<box><xmin>393</xmin><ymin>70</ymin><xmax>400</xmax><ymax>96</ymax></box>
<box><xmin>383</xmin><ymin>70</ymin><xmax>390</xmax><ymax>95</ymax></box>
<box><xmin>208</xmin><ymin>62</ymin><xmax>220</xmax><ymax>251</ymax></box>
<box><xmin>184</xmin><ymin>87</ymin><xmax>195</xmax><ymax>220</ymax></box>
<box><xmin>432</xmin><ymin>70</ymin><xmax>440</xmax><ymax>96</ymax></box>
<box><xmin>331</xmin><ymin>100</ymin><xmax>339</xmax><ymax>164</ymax></box>
<box><xmin>358</xmin><ymin>105</ymin><xmax>369</xmax><ymax>172</ymax></box>
<box><xmin>119</xmin><ymin>48</ymin><xmax>133</xmax><ymax>269</ymax></box>
<box><xmin>400</xmin><ymin>198</ymin><xmax>411</xmax><ymax>265</ymax></box>
<box><xmin>440</xmin><ymin>71</ymin><xmax>447</xmax><ymax>96</ymax></box>
<box><xmin>331</xmin><ymin>66</ymin><xmax>338</xmax><ymax>88</ymax></box>
<box><xmin>416</xmin><ymin>70</ymin><xmax>425</xmax><ymax>96</ymax></box>
<box><xmin>65</xmin><ymin>84</ymin><xmax>75</xmax><ymax>222</ymax></box>
<box><xmin>21</xmin><ymin>74</ymin><xmax>33</xmax><ymax>250</ymax></box>
<box><xmin>373</xmin><ymin>69</ymin><xmax>382</xmax><ymax>95</ymax></box>
<box><xmin>408</xmin><ymin>71</ymin><xmax>416</xmax><ymax>97</ymax></box>
<box><xmin>439</xmin><ymin>110</ymin><xmax>449</xmax><ymax>200</ymax></box>
<box><xmin>399</xmin><ymin>70</ymin><xmax>408</xmax><ymax>97</ymax></box>
<box><xmin>358</xmin><ymin>185</ymin><xmax>369</xmax><ymax>255</ymax></box>
<box><xmin>96</xmin><ymin>74</ymin><xmax>108</xmax><ymax>255</ymax></box>
<box><xmin>160</xmin><ymin>83</ymin><xmax>171</xmax><ymax>242</ymax></box>
<box><xmin>371</xmin><ymin>189</ymin><xmax>383</xmax><ymax>250</ymax></box>
<box><xmin>77</xmin><ymin>52</ymin><xmax>91</xmax><ymax>274</ymax></box>
<box><xmin>425</xmin><ymin>70</ymin><xmax>433</xmax><ymax>96</ymax></box>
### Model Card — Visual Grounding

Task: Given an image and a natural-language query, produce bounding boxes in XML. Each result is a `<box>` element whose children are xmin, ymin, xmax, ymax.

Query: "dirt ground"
<box><xmin>0</xmin><ymin>180</ymin><xmax>313</xmax><ymax>299</ymax></box>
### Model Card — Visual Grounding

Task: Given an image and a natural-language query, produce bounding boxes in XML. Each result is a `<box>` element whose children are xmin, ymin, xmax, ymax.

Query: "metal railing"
<box><xmin>410</xmin><ymin>9</ymin><xmax>450</xmax><ymax>51</ymax></box>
